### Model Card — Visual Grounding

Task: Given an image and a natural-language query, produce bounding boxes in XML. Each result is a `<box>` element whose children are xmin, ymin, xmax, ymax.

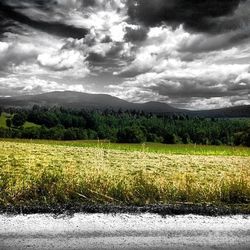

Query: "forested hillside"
<box><xmin>0</xmin><ymin>106</ymin><xmax>249</xmax><ymax>146</ymax></box>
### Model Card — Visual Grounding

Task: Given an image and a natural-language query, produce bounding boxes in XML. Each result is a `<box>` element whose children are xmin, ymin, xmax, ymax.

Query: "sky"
<box><xmin>0</xmin><ymin>0</ymin><xmax>250</xmax><ymax>110</ymax></box>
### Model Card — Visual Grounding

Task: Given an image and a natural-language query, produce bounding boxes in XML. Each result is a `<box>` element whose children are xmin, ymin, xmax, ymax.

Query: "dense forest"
<box><xmin>0</xmin><ymin>106</ymin><xmax>249</xmax><ymax>146</ymax></box>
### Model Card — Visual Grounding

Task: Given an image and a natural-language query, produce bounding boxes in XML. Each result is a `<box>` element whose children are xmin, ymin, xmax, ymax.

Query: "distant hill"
<box><xmin>0</xmin><ymin>91</ymin><xmax>180</xmax><ymax>113</ymax></box>
<box><xmin>0</xmin><ymin>91</ymin><xmax>249</xmax><ymax>118</ymax></box>
<box><xmin>191</xmin><ymin>105</ymin><xmax>250</xmax><ymax>118</ymax></box>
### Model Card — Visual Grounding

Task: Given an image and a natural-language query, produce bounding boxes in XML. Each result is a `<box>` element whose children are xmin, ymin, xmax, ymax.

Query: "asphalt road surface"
<box><xmin>0</xmin><ymin>214</ymin><xmax>250</xmax><ymax>250</ymax></box>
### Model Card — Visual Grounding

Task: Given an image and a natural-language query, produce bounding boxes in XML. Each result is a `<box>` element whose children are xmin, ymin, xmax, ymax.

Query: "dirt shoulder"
<box><xmin>0</xmin><ymin>203</ymin><xmax>249</xmax><ymax>216</ymax></box>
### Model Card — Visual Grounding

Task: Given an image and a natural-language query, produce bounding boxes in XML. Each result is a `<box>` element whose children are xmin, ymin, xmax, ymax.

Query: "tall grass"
<box><xmin>0</xmin><ymin>141</ymin><xmax>249</xmax><ymax>207</ymax></box>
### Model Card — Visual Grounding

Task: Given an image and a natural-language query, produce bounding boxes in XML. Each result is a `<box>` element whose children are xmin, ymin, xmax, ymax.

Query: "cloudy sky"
<box><xmin>0</xmin><ymin>0</ymin><xmax>250</xmax><ymax>109</ymax></box>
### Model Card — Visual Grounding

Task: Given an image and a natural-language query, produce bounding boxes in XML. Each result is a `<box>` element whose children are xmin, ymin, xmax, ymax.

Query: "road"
<box><xmin>0</xmin><ymin>214</ymin><xmax>250</xmax><ymax>250</ymax></box>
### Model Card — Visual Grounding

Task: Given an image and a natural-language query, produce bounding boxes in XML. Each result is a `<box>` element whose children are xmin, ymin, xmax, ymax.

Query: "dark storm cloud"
<box><xmin>124</xmin><ymin>26</ymin><xmax>148</xmax><ymax>42</ymax></box>
<box><xmin>0</xmin><ymin>15</ymin><xmax>11</xmax><ymax>37</ymax></box>
<box><xmin>147</xmin><ymin>77</ymin><xmax>249</xmax><ymax>99</ymax></box>
<box><xmin>127</xmin><ymin>0</ymin><xmax>246</xmax><ymax>33</ymax></box>
<box><xmin>106</xmin><ymin>42</ymin><xmax>124</xmax><ymax>57</ymax></box>
<box><xmin>229</xmin><ymin>83</ymin><xmax>250</xmax><ymax>91</ymax></box>
<box><xmin>0</xmin><ymin>1</ymin><xmax>88</xmax><ymax>39</ymax></box>
<box><xmin>87</xmin><ymin>52</ymin><xmax>106</xmax><ymax>62</ymax></box>
<box><xmin>101</xmin><ymin>36</ymin><xmax>113</xmax><ymax>43</ymax></box>
<box><xmin>82</xmin><ymin>0</ymin><xmax>97</xmax><ymax>7</ymax></box>
<box><xmin>86</xmin><ymin>43</ymin><xmax>125</xmax><ymax>72</ymax></box>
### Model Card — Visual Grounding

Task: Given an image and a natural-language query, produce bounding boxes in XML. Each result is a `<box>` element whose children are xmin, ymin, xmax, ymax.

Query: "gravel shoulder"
<box><xmin>1</xmin><ymin>213</ymin><xmax>250</xmax><ymax>250</ymax></box>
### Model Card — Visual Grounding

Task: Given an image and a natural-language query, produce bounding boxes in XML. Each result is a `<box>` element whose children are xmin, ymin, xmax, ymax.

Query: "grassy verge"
<box><xmin>0</xmin><ymin>140</ymin><xmax>249</xmax><ymax>212</ymax></box>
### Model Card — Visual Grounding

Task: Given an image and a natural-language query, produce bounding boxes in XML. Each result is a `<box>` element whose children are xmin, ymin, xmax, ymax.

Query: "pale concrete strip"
<box><xmin>0</xmin><ymin>214</ymin><xmax>250</xmax><ymax>250</ymax></box>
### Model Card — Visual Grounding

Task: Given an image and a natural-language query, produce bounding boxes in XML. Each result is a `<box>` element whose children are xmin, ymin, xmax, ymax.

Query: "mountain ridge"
<box><xmin>0</xmin><ymin>91</ymin><xmax>249</xmax><ymax>117</ymax></box>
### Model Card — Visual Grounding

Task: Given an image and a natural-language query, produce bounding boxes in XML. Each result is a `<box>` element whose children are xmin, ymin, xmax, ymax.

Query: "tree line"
<box><xmin>0</xmin><ymin>106</ymin><xmax>249</xmax><ymax>146</ymax></box>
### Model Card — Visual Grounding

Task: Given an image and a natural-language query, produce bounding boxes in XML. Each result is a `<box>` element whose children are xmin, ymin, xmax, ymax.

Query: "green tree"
<box><xmin>12</xmin><ymin>113</ymin><xmax>26</xmax><ymax>127</ymax></box>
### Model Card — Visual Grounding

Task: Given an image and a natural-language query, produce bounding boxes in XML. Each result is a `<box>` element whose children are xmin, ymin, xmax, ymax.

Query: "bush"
<box><xmin>163</xmin><ymin>133</ymin><xmax>178</xmax><ymax>144</ymax></box>
<box><xmin>64</xmin><ymin>128</ymin><xmax>78</xmax><ymax>140</ymax></box>
<box><xmin>21</xmin><ymin>127</ymin><xmax>41</xmax><ymax>139</ymax></box>
<box><xmin>117</xmin><ymin>126</ymin><xmax>146</xmax><ymax>143</ymax></box>
<box><xmin>6</xmin><ymin>119</ymin><xmax>12</xmax><ymax>128</ymax></box>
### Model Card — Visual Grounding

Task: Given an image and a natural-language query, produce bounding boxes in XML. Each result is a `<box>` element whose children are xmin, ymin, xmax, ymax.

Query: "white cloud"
<box><xmin>234</xmin><ymin>72</ymin><xmax>250</xmax><ymax>84</ymax></box>
<box><xmin>0</xmin><ymin>76</ymin><xmax>87</xmax><ymax>96</ymax></box>
<box><xmin>109</xmin><ymin>24</ymin><xmax>250</xmax><ymax>109</ymax></box>
<box><xmin>0</xmin><ymin>42</ymin><xmax>9</xmax><ymax>53</ymax></box>
<box><xmin>54</xmin><ymin>0</ymin><xmax>128</xmax><ymax>43</ymax></box>
<box><xmin>37</xmin><ymin>47</ymin><xmax>89</xmax><ymax>76</ymax></box>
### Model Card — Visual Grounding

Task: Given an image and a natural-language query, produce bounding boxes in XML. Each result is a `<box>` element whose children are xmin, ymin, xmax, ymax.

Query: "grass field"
<box><xmin>1</xmin><ymin>138</ymin><xmax>250</xmax><ymax>156</ymax></box>
<box><xmin>0</xmin><ymin>140</ymin><xmax>249</xmax><ymax>208</ymax></box>
<box><xmin>0</xmin><ymin>113</ymin><xmax>10</xmax><ymax>128</ymax></box>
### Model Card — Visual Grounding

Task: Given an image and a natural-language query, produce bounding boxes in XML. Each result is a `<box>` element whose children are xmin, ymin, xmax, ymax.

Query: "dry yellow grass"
<box><xmin>0</xmin><ymin>141</ymin><xmax>249</xmax><ymax>206</ymax></box>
